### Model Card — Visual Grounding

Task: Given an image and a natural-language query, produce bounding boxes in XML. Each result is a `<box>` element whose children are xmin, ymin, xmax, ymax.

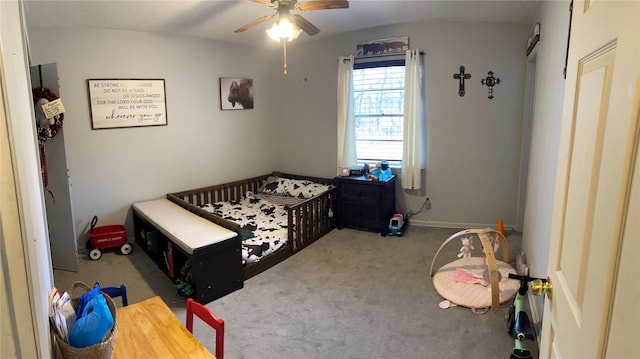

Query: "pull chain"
<box><xmin>283</xmin><ymin>40</ymin><xmax>288</xmax><ymax>75</ymax></box>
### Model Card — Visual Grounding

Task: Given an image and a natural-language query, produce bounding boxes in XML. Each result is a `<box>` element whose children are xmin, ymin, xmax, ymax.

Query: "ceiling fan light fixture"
<box><xmin>266</xmin><ymin>17</ymin><xmax>301</xmax><ymax>42</ymax></box>
<box><xmin>237</xmin><ymin>0</ymin><xmax>350</xmax><ymax>75</ymax></box>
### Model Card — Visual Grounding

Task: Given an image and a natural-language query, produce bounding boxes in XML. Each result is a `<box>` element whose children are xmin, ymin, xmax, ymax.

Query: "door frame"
<box><xmin>1</xmin><ymin>1</ymin><xmax>54</xmax><ymax>357</ymax></box>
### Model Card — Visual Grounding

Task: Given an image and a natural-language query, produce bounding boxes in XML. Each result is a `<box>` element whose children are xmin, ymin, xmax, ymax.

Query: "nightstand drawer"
<box><xmin>340</xmin><ymin>183</ymin><xmax>378</xmax><ymax>202</ymax></box>
<box><xmin>342</xmin><ymin>204</ymin><xmax>379</xmax><ymax>229</ymax></box>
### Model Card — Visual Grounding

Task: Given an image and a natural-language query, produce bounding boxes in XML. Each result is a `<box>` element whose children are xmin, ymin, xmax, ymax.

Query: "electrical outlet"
<box><xmin>425</xmin><ymin>196</ymin><xmax>431</xmax><ymax>210</ymax></box>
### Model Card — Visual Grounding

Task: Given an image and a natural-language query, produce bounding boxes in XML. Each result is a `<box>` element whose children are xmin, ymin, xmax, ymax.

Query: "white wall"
<box><xmin>28</xmin><ymin>28</ymin><xmax>281</xmax><ymax>248</ymax></box>
<box><xmin>521</xmin><ymin>0</ymin><xmax>570</xmax><ymax>326</ymax></box>
<box><xmin>277</xmin><ymin>21</ymin><xmax>530</xmax><ymax>229</ymax></box>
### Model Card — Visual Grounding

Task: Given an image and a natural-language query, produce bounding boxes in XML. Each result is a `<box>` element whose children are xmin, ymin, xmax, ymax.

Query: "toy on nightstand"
<box><xmin>388</xmin><ymin>212</ymin><xmax>408</xmax><ymax>236</ymax></box>
<box><xmin>369</xmin><ymin>161</ymin><xmax>393</xmax><ymax>181</ymax></box>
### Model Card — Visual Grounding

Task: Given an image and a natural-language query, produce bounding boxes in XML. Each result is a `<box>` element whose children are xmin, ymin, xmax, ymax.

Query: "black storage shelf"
<box><xmin>133</xmin><ymin>210</ymin><xmax>243</xmax><ymax>304</ymax></box>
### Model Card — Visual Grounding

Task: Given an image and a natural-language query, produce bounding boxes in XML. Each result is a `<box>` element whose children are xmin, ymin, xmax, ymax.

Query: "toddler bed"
<box><xmin>167</xmin><ymin>172</ymin><xmax>337</xmax><ymax>279</ymax></box>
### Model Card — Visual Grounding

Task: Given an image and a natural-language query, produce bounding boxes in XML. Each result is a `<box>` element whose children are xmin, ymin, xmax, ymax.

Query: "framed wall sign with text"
<box><xmin>87</xmin><ymin>79</ymin><xmax>168</xmax><ymax>129</ymax></box>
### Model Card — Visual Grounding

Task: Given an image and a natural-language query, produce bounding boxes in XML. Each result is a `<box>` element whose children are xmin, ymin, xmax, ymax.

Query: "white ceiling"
<box><xmin>23</xmin><ymin>0</ymin><xmax>541</xmax><ymax>49</ymax></box>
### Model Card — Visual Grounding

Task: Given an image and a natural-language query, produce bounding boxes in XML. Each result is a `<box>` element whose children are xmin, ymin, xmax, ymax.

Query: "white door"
<box><xmin>539</xmin><ymin>1</ymin><xmax>640</xmax><ymax>358</ymax></box>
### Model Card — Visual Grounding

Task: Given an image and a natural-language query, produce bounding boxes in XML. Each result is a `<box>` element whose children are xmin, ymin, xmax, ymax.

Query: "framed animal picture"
<box><xmin>220</xmin><ymin>77</ymin><xmax>254</xmax><ymax>110</ymax></box>
<box><xmin>356</xmin><ymin>37</ymin><xmax>409</xmax><ymax>58</ymax></box>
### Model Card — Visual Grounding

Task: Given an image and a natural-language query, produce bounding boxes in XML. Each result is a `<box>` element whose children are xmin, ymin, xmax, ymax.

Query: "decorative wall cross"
<box><xmin>453</xmin><ymin>66</ymin><xmax>471</xmax><ymax>96</ymax></box>
<box><xmin>481</xmin><ymin>71</ymin><xmax>501</xmax><ymax>99</ymax></box>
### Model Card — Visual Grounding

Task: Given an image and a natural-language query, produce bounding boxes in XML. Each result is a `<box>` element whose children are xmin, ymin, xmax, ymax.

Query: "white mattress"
<box><xmin>132</xmin><ymin>198</ymin><xmax>237</xmax><ymax>255</ymax></box>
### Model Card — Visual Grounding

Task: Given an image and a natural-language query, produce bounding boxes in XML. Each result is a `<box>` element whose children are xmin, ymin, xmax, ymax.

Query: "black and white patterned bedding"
<box><xmin>199</xmin><ymin>195</ymin><xmax>288</xmax><ymax>264</ymax></box>
<box><xmin>260</xmin><ymin>176</ymin><xmax>333</xmax><ymax>198</ymax></box>
<box><xmin>198</xmin><ymin>177</ymin><xmax>333</xmax><ymax>264</ymax></box>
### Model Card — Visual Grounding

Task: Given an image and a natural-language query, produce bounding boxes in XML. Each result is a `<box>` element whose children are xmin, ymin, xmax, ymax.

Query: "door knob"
<box><xmin>531</xmin><ymin>277</ymin><xmax>552</xmax><ymax>299</ymax></box>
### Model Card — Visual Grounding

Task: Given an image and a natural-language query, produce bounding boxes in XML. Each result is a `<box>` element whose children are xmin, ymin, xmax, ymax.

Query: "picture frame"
<box><xmin>87</xmin><ymin>79</ymin><xmax>167</xmax><ymax>129</ymax></box>
<box><xmin>220</xmin><ymin>77</ymin><xmax>254</xmax><ymax>110</ymax></box>
<box><xmin>356</xmin><ymin>37</ymin><xmax>409</xmax><ymax>57</ymax></box>
<box><xmin>526</xmin><ymin>22</ymin><xmax>541</xmax><ymax>56</ymax></box>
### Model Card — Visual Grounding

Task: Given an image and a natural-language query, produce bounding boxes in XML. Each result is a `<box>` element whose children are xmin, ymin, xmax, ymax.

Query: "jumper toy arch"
<box><xmin>429</xmin><ymin>228</ymin><xmax>518</xmax><ymax>313</ymax></box>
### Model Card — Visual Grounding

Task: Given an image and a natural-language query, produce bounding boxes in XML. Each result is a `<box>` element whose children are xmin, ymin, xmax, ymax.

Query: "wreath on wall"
<box><xmin>33</xmin><ymin>87</ymin><xmax>64</xmax><ymax>142</ymax></box>
<box><xmin>33</xmin><ymin>86</ymin><xmax>64</xmax><ymax>202</ymax></box>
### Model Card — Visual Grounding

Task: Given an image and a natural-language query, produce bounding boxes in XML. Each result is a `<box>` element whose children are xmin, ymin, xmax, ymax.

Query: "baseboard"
<box><xmin>409</xmin><ymin>219</ymin><xmax>514</xmax><ymax>230</ymax></box>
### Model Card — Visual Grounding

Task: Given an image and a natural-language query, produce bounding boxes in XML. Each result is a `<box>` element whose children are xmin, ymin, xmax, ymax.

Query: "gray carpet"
<box><xmin>54</xmin><ymin>226</ymin><xmax>538</xmax><ymax>359</ymax></box>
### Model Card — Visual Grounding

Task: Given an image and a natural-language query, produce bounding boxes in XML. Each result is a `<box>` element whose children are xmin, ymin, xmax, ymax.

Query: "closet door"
<box><xmin>30</xmin><ymin>63</ymin><xmax>78</xmax><ymax>272</ymax></box>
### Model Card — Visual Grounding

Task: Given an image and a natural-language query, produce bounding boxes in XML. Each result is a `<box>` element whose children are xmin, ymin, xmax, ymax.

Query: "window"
<box><xmin>352</xmin><ymin>63</ymin><xmax>405</xmax><ymax>167</ymax></box>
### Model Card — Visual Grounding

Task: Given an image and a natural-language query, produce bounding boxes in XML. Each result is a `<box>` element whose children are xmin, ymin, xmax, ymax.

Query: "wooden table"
<box><xmin>113</xmin><ymin>296</ymin><xmax>215</xmax><ymax>358</ymax></box>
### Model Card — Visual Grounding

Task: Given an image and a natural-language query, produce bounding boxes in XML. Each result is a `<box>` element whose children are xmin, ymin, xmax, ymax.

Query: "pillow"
<box><xmin>285</xmin><ymin>179</ymin><xmax>333</xmax><ymax>198</ymax></box>
<box><xmin>259</xmin><ymin>177</ymin><xmax>333</xmax><ymax>198</ymax></box>
<box><xmin>258</xmin><ymin>176</ymin><xmax>280</xmax><ymax>194</ymax></box>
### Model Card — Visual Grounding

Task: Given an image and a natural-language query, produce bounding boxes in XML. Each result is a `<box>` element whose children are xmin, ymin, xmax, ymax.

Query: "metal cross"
<box><xmin>453</xmin><ymin>66</ymin><xmax>471</xmax><ymax>97</ymax></box>
<box><xmin>481</xmin><ymin>71</ymin><xmax>501</xmax><ymax>99</ymax></box>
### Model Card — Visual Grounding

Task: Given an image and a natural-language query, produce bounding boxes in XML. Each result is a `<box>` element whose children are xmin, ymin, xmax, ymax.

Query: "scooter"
<box><xmin>506</xmin><ymin>273</ymin><xmax>545</xmax><ymax>359</ymax></box>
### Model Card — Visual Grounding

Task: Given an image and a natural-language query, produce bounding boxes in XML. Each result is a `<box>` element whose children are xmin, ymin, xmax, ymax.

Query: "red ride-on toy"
<box><xmin>86</xmin><ymin>216</ymin><xmax>131</xmax><ymax>260</ymax></box>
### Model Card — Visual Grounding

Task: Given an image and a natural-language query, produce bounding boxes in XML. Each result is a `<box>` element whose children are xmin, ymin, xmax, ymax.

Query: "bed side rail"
<box><xmin>169</xmin><ymin>174</ymin><xmax>272</xmax><ymax>206</ymax></box>
<box><xmin>287</xmin><ymin>187</ymin><xmax>337</xmax><ymax>251</ymax></box>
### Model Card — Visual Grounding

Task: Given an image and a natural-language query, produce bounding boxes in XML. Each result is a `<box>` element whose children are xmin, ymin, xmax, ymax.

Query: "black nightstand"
<box><xmin>334</xmin><ymin>175</ymin><xmax>396</xmax><ymax>236</ymax></box>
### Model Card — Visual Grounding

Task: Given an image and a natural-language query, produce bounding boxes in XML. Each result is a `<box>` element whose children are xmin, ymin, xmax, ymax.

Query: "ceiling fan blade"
<box><xmin>297</xmin><ymin>0</ymin><xmax>349</xmax><ymax>11</ymax></box>
<box><xmin>291</xmin><ymin>14</ymin><xmax>320</xmax><ymax>36</ymax></box>
<box><xmin>234</xmin><ymin>14</ymin><xmax>276</xmax><ymax>33</ymax></box>
<box><xmin>248</xmin><ymin>0</ymin><xmax>277</xmax><ymax>8</ymax></box>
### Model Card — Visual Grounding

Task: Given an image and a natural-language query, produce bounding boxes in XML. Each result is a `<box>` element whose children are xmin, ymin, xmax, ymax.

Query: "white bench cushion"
<box><xmin>132</xmin><ymin>198</ymin><xmax>237</xmax><ymax>255</ymax></box>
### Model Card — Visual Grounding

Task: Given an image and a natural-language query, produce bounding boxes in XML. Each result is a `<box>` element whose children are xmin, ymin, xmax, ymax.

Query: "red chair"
<box><xmin>186</xmin><ymin>298</ymin><xmax>224</xmax><ymax>359</ymax></box>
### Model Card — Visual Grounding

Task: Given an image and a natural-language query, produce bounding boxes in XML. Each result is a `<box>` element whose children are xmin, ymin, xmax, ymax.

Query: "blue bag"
<box><xmin>68</xmin><ymin>294</ymin><xmax>114</xmax><ymax>348</ymax></box>
<box><xmin>75</xmin><ymin>282</ymin><xmax>101</xmax><ymax>319</ymax></box>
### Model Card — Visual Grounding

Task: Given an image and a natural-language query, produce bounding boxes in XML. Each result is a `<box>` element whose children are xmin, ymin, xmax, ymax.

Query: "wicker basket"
<box><xmin>53</xmin><ymin>281</ymin><xmax>118</xmax><ymax>359</ymax></box>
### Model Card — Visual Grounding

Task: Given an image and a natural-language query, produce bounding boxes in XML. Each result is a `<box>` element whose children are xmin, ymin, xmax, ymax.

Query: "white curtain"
<box><xmin>402</xmin><ymin>49</ymin><xmax>425</xmax><ymax>189</ymax></box>
<box><xmin>337</xmin><ymin>55</ymin><xmax>357</xmax><ymax>175</ymax></box>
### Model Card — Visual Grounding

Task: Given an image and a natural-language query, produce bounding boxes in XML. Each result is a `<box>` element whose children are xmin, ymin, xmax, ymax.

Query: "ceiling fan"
<box><xmin>234</xmin><ymin>0</ymin><xmax>350</xmax><ymax>37</ymax></box>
